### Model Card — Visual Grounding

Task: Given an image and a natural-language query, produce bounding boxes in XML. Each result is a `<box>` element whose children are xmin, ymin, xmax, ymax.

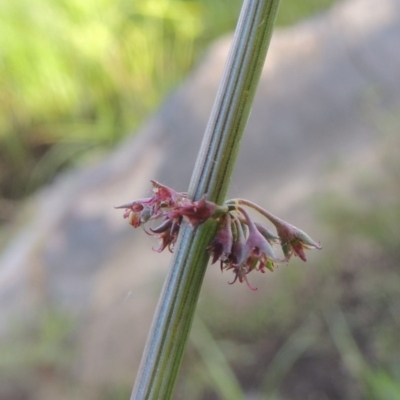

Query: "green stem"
<box><xmin>130</xmin><ymin>1</ymin><xmax>280</xmax><ymax>399</ymax></box>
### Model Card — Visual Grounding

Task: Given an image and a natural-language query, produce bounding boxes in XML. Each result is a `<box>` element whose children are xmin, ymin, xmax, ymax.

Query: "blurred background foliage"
<box><xmin>0</xmin><ymin>0</ymin><xmax>335</xmax><ymax>215</ymax></box>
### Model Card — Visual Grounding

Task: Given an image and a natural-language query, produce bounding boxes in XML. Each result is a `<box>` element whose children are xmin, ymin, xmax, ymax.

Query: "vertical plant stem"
<box><xmin>130</xmin><ymin>1</ymin><xmax>280</xmax><ymax>399</ymax></box>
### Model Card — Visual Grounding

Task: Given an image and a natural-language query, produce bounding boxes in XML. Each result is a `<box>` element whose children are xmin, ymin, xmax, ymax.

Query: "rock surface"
<box><xmin>1</xmin><ymin>0</ymin><xmax>400</xmax><ymax>393</ymax></box>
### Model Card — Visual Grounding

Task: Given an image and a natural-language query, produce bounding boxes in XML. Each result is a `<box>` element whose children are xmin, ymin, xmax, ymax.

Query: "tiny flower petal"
<box><xmin>254</xmin><ymin>222</ymin><xmax>279</xmax><ymax>243</ymax></box>
<box><xmin>229</xmin><ymin>265</ymin><xmax>257</xmax><ymax>291</ymax></box>
<box><xmin>114</xmin><ymin>198</ymin><xmax>151</xmax><ymax>210</ymax></box>
<box><xmin>208</xmin><ymin>214</ymin><xmax>233</xmax><ymax>264</ymax></box>
<box><xmin>273</xmin><ymin>219</ymin><xmax>322</xmax><ymax>261</ymax></box>
<box><xmin>170</xmin><ymin>197</ymin><xmax>217</xmax><ymax>226</ymax></box>
<box><xmin>240</xmin><ymin>207</ymin><xmax>281</xmax><ymax>263</ymax></box>
<box><xmin>150</xmin><ymin>180</ymin><xmax>183</xmax><ymax>206</ymax></box>
<box><xmin>230</xmin><ymin>217</ymin><xmax>248</xmax><ymax>266</ymax></box>
<box><xmin>150</xmin><ymin>218</ymin><xmax>173</xmax><ymax>234</ymax></box>
<box><xmin>151</xmin><ymin>219</ymin><xmax>181</xmax><ymax>253</ymax></box>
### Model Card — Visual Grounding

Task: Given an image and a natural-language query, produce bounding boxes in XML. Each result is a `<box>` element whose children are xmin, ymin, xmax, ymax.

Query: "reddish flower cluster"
<box><xmin>208</xmin><ymin>207</ymin><xmax>281</xmax><ymax>290</ymax></box>
<box><xmin>116</xmin><ymin>181</ymin><xmax>321</xmax><ymax>290</ymax></box>
<box><xmin>115</xmin><ymin>181</ymin><xmax>223</xmax><ymax>252</ymax></box>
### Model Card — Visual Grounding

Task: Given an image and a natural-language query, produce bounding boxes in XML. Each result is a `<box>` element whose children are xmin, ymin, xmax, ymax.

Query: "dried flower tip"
<box><xmin>151</xmin><ymin>219</ymin><xmax>181</xmax><ymax>253</ymax></box>
<box><xmin>150</xmin><ymin>180</ymin><xmax>183</xmax><ymax>205</ymax></box>
<box><xmin>274</xmin><ymin>220</ymin><xmax>322</xmax><ymax>261</ymax></box>
<box><xmin>114</xmin><ymin>199</ymin><xmax>150</xmax><ymax>210</ymax></box>
<box><xmin>229</xmin><ymin>265</ymin><xmax>257</xmax><ymax>291</ymax></box>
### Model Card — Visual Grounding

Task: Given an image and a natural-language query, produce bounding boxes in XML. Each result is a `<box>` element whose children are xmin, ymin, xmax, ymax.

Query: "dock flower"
<box><xmin>115</xmin><ymin>181</ymin><xmax>186</xmax><ymax>227</ymax></box>
<box><xmin>272</xmin><ymin>219</ymin><xmax>322</xmax><ymax>261</ymax></box>
<box><xmin>168</xmin><ymin>196</ymin><xmax>221</xmax><ymax>227</ymax></box>
<box><xmin>150</xmin><ymin>218</ymin><xmax>181</xmax><ymax>253</ymax></box>
<box><xmin>208</xmin><ymin>213</ymin><xmax>233</xmax><ymax>265</ymax></box>
<box><xmin>225</xmin><ymin>217</ymin><xmax>257</xmax><ymax>290</ymax></box>
<box><xmin>239</xmin><ymin>207</ymin><xmax>282</xmax><ymax>272</ymax></box>
<box><xmin>115</xmin><ymin>181</ymin><xmax>322</xmax><ymax>290</ymax></box>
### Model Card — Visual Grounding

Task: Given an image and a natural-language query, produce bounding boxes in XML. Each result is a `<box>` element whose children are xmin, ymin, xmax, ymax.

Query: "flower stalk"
<box><xmin>125</xmin><ymin>1</ymin><xmax>284</xmax><ymax>399</ymax></box>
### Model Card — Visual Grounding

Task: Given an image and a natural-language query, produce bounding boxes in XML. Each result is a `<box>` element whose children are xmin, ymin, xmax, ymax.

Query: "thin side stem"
<box><xmin>130</xmin><ymin>1</ymin><xmax>280</xmax><ymax>399</ymax></box>
<box><xmin>226</xmin><ymin>198</ymin><xmax>285</xmax><ymax>226</ymax></box>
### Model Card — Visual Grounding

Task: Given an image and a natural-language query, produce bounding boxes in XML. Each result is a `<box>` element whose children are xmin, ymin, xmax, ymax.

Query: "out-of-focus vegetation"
<box><xmin>0</xmin><ymin>0</ymin><xmax>336</xmax><ymax>213</ymax></box>
<box><xmin>0</xmin><ymin>309</ymin><xmax>76</xmax><ymax>400</ymax></box>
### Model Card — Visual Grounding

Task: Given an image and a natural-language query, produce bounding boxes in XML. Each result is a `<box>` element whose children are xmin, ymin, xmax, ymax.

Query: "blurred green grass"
<box><xmin>0</xmin><ymin>0</ymin><xmax>336</xmax><ymax>209</ymax></box>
